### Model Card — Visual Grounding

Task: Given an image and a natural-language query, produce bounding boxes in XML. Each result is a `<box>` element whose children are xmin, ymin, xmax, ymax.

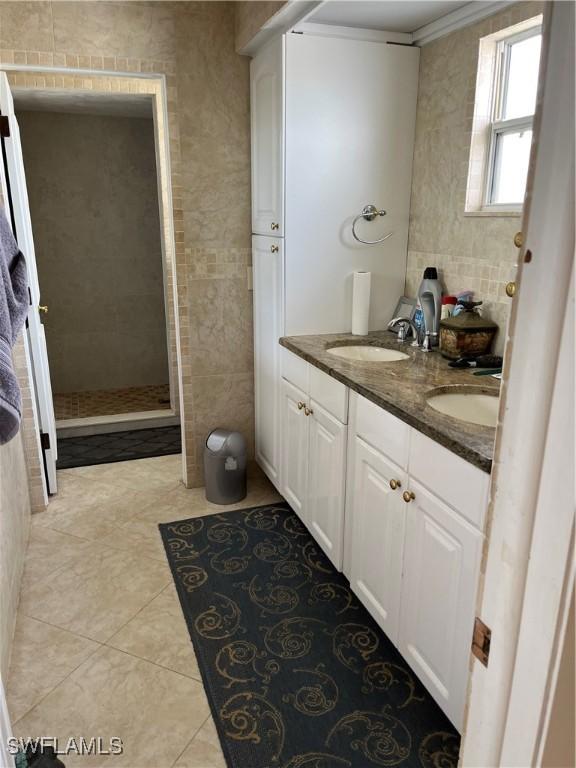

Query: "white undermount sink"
<box><xmin>426</xmin><ymin>389</ymin><xmax>499</xmax><ymax>428</ymax></box>
<box><xmin>327</xmin><ymin>345</ymin><xmax>409</xmax><ymax>362</ymax></box>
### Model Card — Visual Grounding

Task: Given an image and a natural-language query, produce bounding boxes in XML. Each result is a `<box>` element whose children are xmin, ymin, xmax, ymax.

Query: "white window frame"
<box><xmin>483</xmin><ymin>25</ymin><xmax>542</xmax><ymax>211</ymax></box>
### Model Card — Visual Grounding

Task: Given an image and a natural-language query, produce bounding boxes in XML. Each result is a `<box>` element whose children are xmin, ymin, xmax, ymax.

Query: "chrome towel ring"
<box><xmin>352</xmin><ymin>204</ymin><xmax>393</xmax><ymax>245</ymax></box>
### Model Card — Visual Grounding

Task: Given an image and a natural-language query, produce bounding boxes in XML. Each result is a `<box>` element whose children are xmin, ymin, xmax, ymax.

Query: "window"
<box><xmin>485</xmin><ymin>26</ymin><xmax>542</xmax><ymax>209</ymax></box>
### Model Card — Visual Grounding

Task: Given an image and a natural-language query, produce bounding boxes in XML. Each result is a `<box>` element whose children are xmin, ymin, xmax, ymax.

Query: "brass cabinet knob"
<box><xmin>514</xmin><ymin>231</ymin><xmax>523</xmax><ymax>248</ymax></box>
<box><xmin>389</xmin><ymin>479</ymin><xmax>402</xmax><ymax>490</ymax></box>
<box><xmin>297</xmin><ymin>401</ymin><xmax>305</xmax><ymax>410</ymax></box>
<box><xmin>505</xmin><ymin>281</ymin><xmax>517</xmax><ymax>298</ymax></box>
<box><xmin>304</xmin><ymin>406</ymin><xmax>313</xmax><ymax>416</ymax></box>
<box><xmin>402</xmin><ymin>490</ymin><xmax>416</xmax><ymax>503</ymax></box>
<box><xmin>38</xmin><ymin>305</ymin><xmax>48</xmax><ymax>314</ymax></box>
<box><xmin>271</xmin><ymin>245</ymin><xmax>279</xmax><ymax>253</ymax></box>
<box><xmin>271</xmin><ymin>222</ymin><xmax>279</xmax><ymax>231</ymax></box>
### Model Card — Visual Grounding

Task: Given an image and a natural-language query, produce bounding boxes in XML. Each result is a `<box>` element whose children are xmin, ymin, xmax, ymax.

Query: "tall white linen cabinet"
<box><xmin>251</xmin><ymin>30</ymin><xmax>420</xmax><ymax>492</ymax></box>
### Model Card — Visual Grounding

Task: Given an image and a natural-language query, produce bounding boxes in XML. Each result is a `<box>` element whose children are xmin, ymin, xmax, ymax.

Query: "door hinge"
<box><xmin>472</xmin><ymin>616</ymin><xmax>491</xmax><ymax>667</ymax></box>
<box><xmin>0</xmin><ymin>115</ymin><xmax>10</xmax><ymax>138</ymax></box>
<box><xmin>40</xmin><ymin>432</ymin><xmax>51</xmax><ymax>450</ymax></box>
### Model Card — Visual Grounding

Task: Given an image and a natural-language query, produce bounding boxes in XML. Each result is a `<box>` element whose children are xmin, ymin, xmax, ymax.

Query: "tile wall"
<box><xmin>406</xmin><ymin>1</ymin><xmax>544</xmax><ymax>354</ymax></box>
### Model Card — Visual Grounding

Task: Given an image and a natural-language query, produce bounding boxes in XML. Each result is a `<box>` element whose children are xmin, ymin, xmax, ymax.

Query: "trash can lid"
<box><xmin>206</xmin><ymin>429</ymin><xmax>246</xmax><ymax>455</ymax></box>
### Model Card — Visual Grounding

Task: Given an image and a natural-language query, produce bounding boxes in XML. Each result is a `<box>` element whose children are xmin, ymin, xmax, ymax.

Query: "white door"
<box><xmin>250</xmin><ymin>35</ymin><xmax>284</xmax><ymax>236</ymax></box>
<box><xmin>398</xmin><ymin>480</ymin><xmax>482</xmax><ymax>731</ymax></box>
<box><xmin>252</xmin><ymin>234</ymin><xmax>283</xmax><ymax>489</ymax></box>
<box><xmin>350</xmin><ymin>437</ymin><xmax>407</xmax><ymax>643</ymax></box>
<box><xmin>0</xmin><ymin>72</ymin><xmax>57</xmax><ymax>493</ymax></box>
<box><xmin>307</xmin><ymin>400</ymin><xmax>346</xmax><ymax>570</ymax></box>
<box><xmin>280</xmin><ymin>377</ymin><xmax>308</xmax><ymax>521</ymax></box>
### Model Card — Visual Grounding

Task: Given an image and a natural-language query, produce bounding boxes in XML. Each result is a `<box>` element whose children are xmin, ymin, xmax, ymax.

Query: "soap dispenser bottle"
<box><xmin>417</xmin><ymin>267</ymin><xmax>442</xmax><ymax>348</ymax></box>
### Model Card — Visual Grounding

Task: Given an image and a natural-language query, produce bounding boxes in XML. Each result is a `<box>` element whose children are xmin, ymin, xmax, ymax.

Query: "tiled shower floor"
<box><xmin>7</xmin><ymin>455</ymin><xmax>283</xmax><ymax>767</ymax></box>
<box><xmin>53</xmin><ymin>384</ymin><xmax>171</xmax><ymax>420</ymax></box>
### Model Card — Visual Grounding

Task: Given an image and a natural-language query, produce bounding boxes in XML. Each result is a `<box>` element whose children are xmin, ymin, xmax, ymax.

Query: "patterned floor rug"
<box><xmin>56</xmin><ymin>425</ymin><xmax>181</xmax><ymax>469</ymax></box>
<box><xmin>160</xmin><ymin>502</ymin><xmax>460</xmax><ymax>768</ymax></box>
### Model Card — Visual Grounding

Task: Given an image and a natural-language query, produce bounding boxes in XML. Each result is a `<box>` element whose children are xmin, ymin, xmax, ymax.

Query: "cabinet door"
<box><xmin>253</xmin><ymin>235</ymin><xmax>283</xmax><ymax>489</ymax></box>
<box><xmin>251</xmin><ymin>36</ymin><xmax>284</xmax><ymax>236</ymax></box>
<box><xmin>350</xmin><ymin>437</ymin><xmax>407</xmax><ymax>643</ymax></box>
<box><xmin>398</xmin><ymin>480</ymin><xmax>483</xmax><ymax>730</ymax></box>
<box><xmin>280</xmin><ymin>378</ymin><xmax>308</xmax><ymax>521</ymax></box>
<box><xmin>307</xmin><ymin>401</ymin><xmax>347</xmax><ymax>570</ymax></box>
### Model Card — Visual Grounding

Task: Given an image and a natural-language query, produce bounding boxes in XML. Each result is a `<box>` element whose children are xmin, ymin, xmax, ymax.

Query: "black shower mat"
<box><xmin>56</xmin><ymin>425</ymin><xmax>181</xmax><ymax>469</ymax></box>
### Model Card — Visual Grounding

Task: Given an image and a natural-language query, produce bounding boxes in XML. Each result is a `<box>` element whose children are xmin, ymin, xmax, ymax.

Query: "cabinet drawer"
<box><xmin>355</xmin><ymin>395</ymin><xmax>410</xmax><ymax>470</ymax></box>
<box><xmin>310</xmin><ymin>366</ymin><xmax>348</xmax><ymax>423</ymax></box>
<box><xmin>281</xmin><ymin>347</ymin><xmax>309</xmax><ymax>393</ymax></box>
<box><xmin>409</xmin><ymin>430</ymin><xmax>490</xmax><ymax>530</ymax></box>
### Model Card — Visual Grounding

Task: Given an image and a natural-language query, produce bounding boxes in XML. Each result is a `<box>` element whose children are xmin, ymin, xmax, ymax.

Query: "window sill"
<box><xmin>464</xmin><ymin>209</ymin><xmax>523</xmax><ymax>218</ymax></box>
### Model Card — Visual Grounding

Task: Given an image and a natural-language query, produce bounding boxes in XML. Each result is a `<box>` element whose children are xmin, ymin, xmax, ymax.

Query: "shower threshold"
<box><xmin>56</xmin><ymin>409</ymin><xmax>180</xmax><ymax>438</ymax></box>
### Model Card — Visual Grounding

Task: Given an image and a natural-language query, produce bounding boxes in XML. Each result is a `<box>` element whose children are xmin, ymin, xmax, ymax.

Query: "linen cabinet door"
<box><xmin>350</xmin><ymin>437</ymin><xmax>407</xmax><ymax>644</ymax></box>
<box><xmin>398</xmin><ymin>480</ymin><xmax>483</xmax><ymax>730</ymax></box>
<box><xmin>253</xmin><ymin>235</ymin><xmax>283</xmax><ymax>489</ymax></box>
<box><xmin>251</xmin><ymin>36</ymin><xmax>284</xmax><ymax>236</ymax></box>
<box><xmin>280</xmin><ymin>378</ymin><xmax>309</xmax><ymax>523</ymax></box>
<box><xmin>307</xmin><ymin>401</ymin><xmax>347</xmax><ymax>570</ymax></box>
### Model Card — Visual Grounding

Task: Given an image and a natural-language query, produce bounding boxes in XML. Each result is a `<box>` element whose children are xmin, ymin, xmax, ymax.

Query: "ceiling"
<box><xmin>308</xmin><ymin>1</ymin><xmax>483</xmax><ymax>32</ymax></box>
<box><xmin>13</xmin><ymin>89</ymin><xmax>153</xmax><ymax>119</ymax></box>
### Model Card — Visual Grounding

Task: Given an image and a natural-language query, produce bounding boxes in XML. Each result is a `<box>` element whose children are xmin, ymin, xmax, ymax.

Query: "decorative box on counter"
<box><xmin>439</xmin><ymin>301</ymin><xmax>498</xmax><ymax>360</ymax></box>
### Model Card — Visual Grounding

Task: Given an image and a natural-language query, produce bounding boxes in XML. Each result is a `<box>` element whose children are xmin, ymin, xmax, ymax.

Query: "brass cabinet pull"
<box><xmin>505</xmin><ymin>281</ymin><xmax>516</xmax><ymax>298</ymax></box>
<box><xmin>271</xmin><ymin>245</ymin><xmax>279</xmax><ymax>253</ymax></box>
<box><xmin>389</xmin><ymin>479</ymin><xmax>402</xmax><ymax>490</ymax></box>
<box><xmin>402</xmin><ymin>490</ymin><xmax>416</xmax><ymax>503</ymax></box>
<box><xmin>297</xmin><ymin>401</ymin><xmax>305</xmax><ymax>410</ymax></box>
<box><xmin>271</xmin><ymin>222</ymin><xmax>279</xmax><ymax>231</ymax></box>
<box><xmin>304</xmin><ymin>406</ymin><xmax>313</xmax><ymax>417</ymax></box>
<box><xmin>38</xmin><ymin>305</ymin><xmax>48</xmax><ymax>314</ymax></box>
<box><xmin>514</xmin><ymin>231</ymin><xmax>523</xmax><ymax>248</ymax></box>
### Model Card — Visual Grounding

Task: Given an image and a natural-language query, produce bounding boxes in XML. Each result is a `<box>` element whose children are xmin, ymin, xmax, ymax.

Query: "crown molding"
<box><xmin>412</xmin><ymin>1</ymin><xmax>516</xmax><ymax>46</ymax></box>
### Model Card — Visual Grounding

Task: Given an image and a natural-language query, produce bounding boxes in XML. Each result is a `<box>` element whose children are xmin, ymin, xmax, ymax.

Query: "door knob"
<box><xmin>402</xmin><ymin>490</ymin><xmax>415</xmax><ymax>503</ymax></box>
<box><xmin>271</xmin><ymin>245</ymin><xmax>279</xmax><ymax>253</ymax></box>
<box><xmin>389</xmin><ymin>479</ymin><xmax>402</xmax><ymax>490</ymax></box>
<box><xmin>505</xmin><ymin>281</ymin><xmax>516</xmax><ymax>298</ymax></box>
<box><xmin>38</xmin><ymin>305</ymin><xmax>48</xmax><ymax>314</ymax></box>
<box><xmin>514</xmin><ymin>231</ymin><xmax>523</xmax><ymax>248</ymax></box>
<box><xmin>271</xmin><ymin>222</ymin><xmax>279</xmax><ymax>231</ymax></box>
<box><xmin>297</xmin><ymin>401</ymin><xmax>305</xmax><ymax>410</ymax></box>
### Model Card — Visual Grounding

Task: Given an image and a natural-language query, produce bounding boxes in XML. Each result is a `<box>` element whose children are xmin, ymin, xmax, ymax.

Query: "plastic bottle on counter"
<box><xmin>441</xmin><ymin>296</ymin><xmax>457</xmax><ymax>319</ymax></box>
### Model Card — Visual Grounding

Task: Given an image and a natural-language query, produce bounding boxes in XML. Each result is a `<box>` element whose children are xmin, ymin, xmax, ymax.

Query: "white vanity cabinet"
<box><xmin>250</xmin><ymin>33</ymin><xmax>419</xmax><ymax>496</ymax></box>
<box><xmin>280</xmin><ymin>350</ymin><xmax>348</xmax><ymax>569</ymax></box>
<box><xmin>250</xmin><ymin>36</ymin><xmax>284</xmax><ymax>236</ymax></box>
<box><xmin>350</xmin><ymin>437</ymin><xmax>407</xmax><ymax>641</ymax></box>
<box><xmin>346</xmin><ymin>391</ymin><xmax>488</xmax><ymax>731</ymax></box>
<box><xmin>398</xmin><ymin>479</ymin><xmax>482</xmax><ymax>730</ymax></box>
<box><xmin>253</xmin><ymin>235</ymin><xmax>283</xmax><ymax>486</ymax></box>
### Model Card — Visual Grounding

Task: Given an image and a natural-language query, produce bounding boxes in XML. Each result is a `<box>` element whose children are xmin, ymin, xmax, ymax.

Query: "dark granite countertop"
<box><xmin>280</xmin><ymin>332</ymin><xmax>499</xmax><ymax>473</ymax></box>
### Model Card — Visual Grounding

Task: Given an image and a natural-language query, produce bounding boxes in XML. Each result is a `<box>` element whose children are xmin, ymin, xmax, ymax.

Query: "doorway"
<box><xmin>14</xmin><ymin>89</ymin><xmax>181</xmax><ymax>468</ymax></box>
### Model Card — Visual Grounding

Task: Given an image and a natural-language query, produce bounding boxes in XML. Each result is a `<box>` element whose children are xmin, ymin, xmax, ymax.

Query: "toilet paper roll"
<box><xmin>351</xmin><ymin>271</ymin><xmax>371</xmax><ymax>336</ymax></box>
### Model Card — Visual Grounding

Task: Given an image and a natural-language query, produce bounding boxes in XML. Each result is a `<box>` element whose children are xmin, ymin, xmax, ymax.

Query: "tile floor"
<box><xmin>53</xmin><ymin>385</ymin><xmax>172</xmax><ymax>420</ymax></box>
<box><xmin>7</xmin><ymin>454</ymin><xmax>283</xmax><ymax>767</ymax></box>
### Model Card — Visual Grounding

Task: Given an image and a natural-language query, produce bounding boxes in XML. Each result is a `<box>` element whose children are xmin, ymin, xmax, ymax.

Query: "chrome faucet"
<box><xmin>388</xmin><ymin>317</ymin><xmax>421</xmax><ymax>346</ymax></box>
